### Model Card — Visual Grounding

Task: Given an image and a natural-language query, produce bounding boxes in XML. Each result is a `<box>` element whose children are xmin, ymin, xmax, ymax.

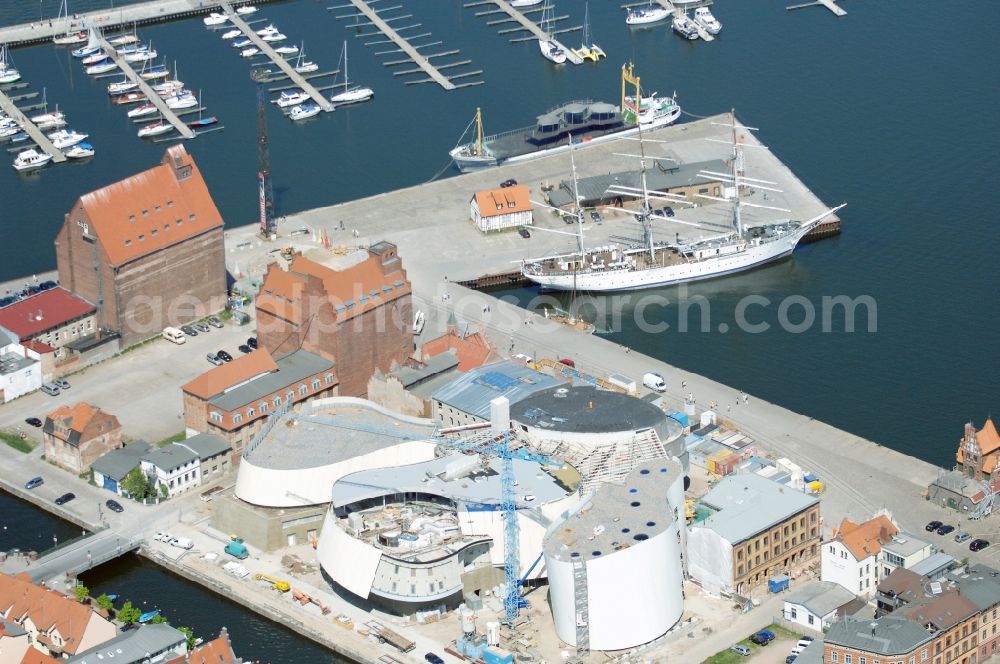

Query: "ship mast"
<box><xmin>730</xmin><ymin>108</ymin><xmax>744</xmax><ymax>237</ymax></box>
<box><xmin>636</xmin><ymin>121</ymin><xmax>656</xmax><ymax>260</ymax></box>
<box><xmin>569</xmin><ymin>137</ymin><xmax>585</xmax><ymax>254</ymax></box>
<box><xmin>475</xmin><ymin>107</ymin><xmax>484</xmax><ymax>157</ymax></box>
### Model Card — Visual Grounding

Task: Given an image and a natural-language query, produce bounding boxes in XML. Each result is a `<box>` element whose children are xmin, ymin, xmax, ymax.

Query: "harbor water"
<box><xmin>0</xmin><ymin>3</ymin><xmax>997</xmax><ymax>470</ymax></box>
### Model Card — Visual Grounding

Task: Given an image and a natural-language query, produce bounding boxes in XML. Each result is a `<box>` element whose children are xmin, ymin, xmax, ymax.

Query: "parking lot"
<box><xmin>0</xmin><ymin>317</ymin><xmax>255</xmax><ymax>443</ymax></box>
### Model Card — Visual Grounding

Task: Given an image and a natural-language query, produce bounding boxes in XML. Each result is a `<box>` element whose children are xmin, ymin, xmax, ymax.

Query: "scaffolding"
<box><xmin>533</xmin><ymin>427</ymin><xmax>666</xmax><ymax>493</ymax></box>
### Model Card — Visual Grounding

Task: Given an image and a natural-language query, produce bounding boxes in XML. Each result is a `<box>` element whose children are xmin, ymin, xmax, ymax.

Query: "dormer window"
<box><xmin>151</xmin><ymin>229</ymin><xmax>158</xmax><ymax>237</ymax></box>
<box><xmin>154</xmin><ymin>205</ymin><xmax>161</xmax><ymax>212</ymax></box>
<box><xmin>188</xmin><ymin>213</ymin><xmax>196</xmax><ymax>221</ymax></box>
<box><xmin>125</xmin><ymin>239</ymin><xmax>132</xmax><ymax>247</ymax></box>
<box><xmin>142</xmin><ymin>209</ymin><xmax>149</xmax><ymax>217</ymax></box>
<box><xmin>138</xmin><ymin>234</ymin><xmax>145</xmax><ymax>241</ymax></box>
<box><xmin>167</xmin><ymin>200</ymin><xmax>174</xmax><ymax>208</ymax></box>
<box><xmin>128</xmin><ymin>214</ymin><xmax>135</xmax><ymax>222</ymax></box>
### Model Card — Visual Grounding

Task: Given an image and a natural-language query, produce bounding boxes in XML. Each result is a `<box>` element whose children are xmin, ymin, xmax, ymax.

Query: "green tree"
<box><xmin>95</xmin><ymin>594</ymin><xmax>114</xmax><ymax>612</ymax></box>
<box><xmin>73</xmin><ymin>584</ymin><xmax>89</xmax><ymax>603</ymax></box>
<box><xmin>149</xmin><ymin>614</ymin><xmax>168</xmax><ymax>624</ymax></box>
<box><xmin>118</xmin><ymin>601</ymin><xmax>141</xmax><ymax>627</ymax></box>
<box><xmin>177</xmin><ymin>626</ymin><xmax>197</xmax><ymax>651</ymax></box>
<box><xmin>120</xmin><ymin>467</ymin><xmax>151</xmax><ymax>500</ymax></box>
<box><xmin>159</xmin><ymin>482</ymin><xmax>169</xmax><ymax>499</ymax></box>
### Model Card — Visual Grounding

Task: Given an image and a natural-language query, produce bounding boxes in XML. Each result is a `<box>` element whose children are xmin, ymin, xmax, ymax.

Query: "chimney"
<box><xmin>490</xmin><ymin>397</ymin><xmax>510</xmax><ymax>435</ymax></box>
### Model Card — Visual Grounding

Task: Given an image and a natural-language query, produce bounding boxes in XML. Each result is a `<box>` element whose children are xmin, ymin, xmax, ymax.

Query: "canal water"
<box><xmin>0</xmin><ymin>5</ymin><xmax>997</xmax><ymax>464</ymax></box>
<box><xmin>0</xmin><ymin>490</ymin><xmax>349</xmax><ymax>663</ymax></box>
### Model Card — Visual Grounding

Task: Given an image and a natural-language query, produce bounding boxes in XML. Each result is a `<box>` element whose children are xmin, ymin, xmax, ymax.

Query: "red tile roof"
<box><xmin>182</xmin><ymin>348</ymin><xmax>279</xmax><ymax>400</ymax></box>
<box><xmin>22</xmin><ymin>339</ymin><xmax>55</xmax><ymax>354</ymax></box>
<box><xmin>75</xmin><ymin>145</ymin><xmax>223</xmax><ymax>266</ymax></box>
<box><xmin>20</xmin><ymin>650</ymin><xmax>61</xmax><ymax>664</ymax></box>
<box><xmin>832</xmin><ymin>515</ymin><xmax>898</xmax><ymax>560</ymax></box>
<box><xmin>165</xmin><ymin>632</ymin><xmax>238</xmax><ymax>664</ymax></box>
<box><xmin>0</xmin><ymin>288</ymin><xmax>95</xmax><ymax>340</ymax></box>
<box><xmin>45</xmin><ymin>402</ymin><xmax>100</xmax><ymax>435</ymax></box>
<box><xmin>421</xmin><ymin>327</ymin><xmax>495</xmax><ymax>372</ymax></box>
<box><xmin>0</xmin><ymin>572</ymin><xmax>106</xmax><ymax>656</ymax></box>
<box><xmin>473</xmin><ymin>185</ymin><xmax>532</xmax><ymax>218</ymax></box>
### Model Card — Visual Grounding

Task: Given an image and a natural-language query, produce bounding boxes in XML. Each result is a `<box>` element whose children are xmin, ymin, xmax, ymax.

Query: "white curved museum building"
<box><xmin>544</xmin><ymin>457</ymin><xmax>686</xmax><ymax>651</ymax></box>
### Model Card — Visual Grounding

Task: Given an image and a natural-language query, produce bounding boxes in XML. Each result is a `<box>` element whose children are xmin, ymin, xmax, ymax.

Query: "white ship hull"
<box><xmin>539</xmin><ymin>39</ymin><xmax>567</xmax><ymax>64</ymax></box>
<box><xmin>523</xmin><ymin>227</ymin><xmax>811</xmax><ymax>292</ymax></box>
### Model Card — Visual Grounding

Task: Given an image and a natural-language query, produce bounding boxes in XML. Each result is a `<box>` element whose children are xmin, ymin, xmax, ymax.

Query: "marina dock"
<box><xmin>344</xmin><ymin>0</ymin><xmax>457</xmax><ymax>90</ymax></box>
<box><xmin>220</xmin><ymin>1</ymin><xmax>335</xmax><ymax>111</ymax></box>
<box><xmin>786</xmin><ymin>0</ymin><xmax>848</xmax><ymax>16</ymax></box>
<box><xmin>476</xmin><ymin>0</ymin><xmax>584</xmax><ymax>65</ymax></box>
<box><xmin>97</xmin><ymin>36</ymin><xmax>196</xmax><ymax>139</ymax></box>
<box><xmin>0</xmin><ymin>88</ymin><xmax>66</xmax><ymax>162</ymax></box>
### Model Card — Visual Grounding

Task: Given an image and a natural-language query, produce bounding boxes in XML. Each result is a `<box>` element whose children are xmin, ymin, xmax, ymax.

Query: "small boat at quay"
<box><xmin>108</xmin><ymin>33</ymin><xmax>139</xmax><ymax>47</ymax></box>
<box><xmin>47</xmin><ymin>129</ymin><xmax>88</xmax><ymax>149</ymax></box>
<box><xmin>693</xmin><ymin>7</ymin><xmax>722</xmax><ymax>35</ymax></box>
<box><xmin>108</xmin><ymin>79</ymin><xmax>139</xmax><ymax>95</ymax></box>
<box><xmin>256</xmin><ymin>24</ymin><xmax>279</xmax><ymax>36</ymax></box>
<box><xmin>165</xmin><ymin>93</ymin><xmax>197</xmax><ymax>110</ymax></box>
<box><xmin>13</xmin><ymin>149</ymin><xmax>52</xmax><ymax>172</ymax></box>
<box><xmin>537</xmin><ymin>4</ymin><xmax>566</xmax><ymax>64</ymax></box>
<box><xmin>203</xmin><ymin>13</ymin><xmax>228</xmax><ymax>26</ymax></box>
<box><xmin>261</xmin><ymin>32</ymin><xmax>287</xmax><ymax>43</ymax></box>
<box><xmin>85</xmin><ymin>60</ymin><xmax>118</xmax><ymax>75</ymax></box>
<box><xmin>125</xmin><ymin>49</ymin><xmax>157</xmax><ymax>64</ymax></box>
<box><xmin>329</xmin><ymin>41</ymin><xmax>373</xmax><ymax>106</ymax></box>
<box><xmin>236</xmin><ymin>5</ymin><xmax>257</xmax><ymax>15</ymax></box>
<box><xmin>65</xmin><ymin>142</ymin><xmax>95</xmax><ymax>159</ymax></box>
<box><xmin>81</xmin><ymin>51</ymin><xmax>108</xmax><ymax>66</ymax></box>
<box><xmin>289</xmin><ymin>104</ymin><xmax>321</xmax><ymax>121</ymax></box>
<box><xmin>275</xmin><ymin>90</ymin><xmax>310</xmax><ymax>108</ymax></box>
<box><xmin>127</xmin><ymin>103</ymin><xmax>157</xmax><ymax>118</ymax></box>
<box><xmin>141</xmin><ymin>65</ymin><xmax>170</xmax><ymax>80</ymax></box>
<box><xmin>0</xmin><ymin>46</ymin><xmax>20</xmax><ymax>85</ymax></box>
<box><xmin>626</xmin><ymin>6</ymin><xmax>670</xmax><ymax>26</ymax></box>
<box><xmin>152</xmin><ymin>80</ymin><xmax>184</xmax><ymax>94</ymax></box>
<box><xmin>241</xmin><ymin>48</ymin><xmax>260</xmax><ymax>58</ymax></box>
<box><xmin>510</xmin><ymin>0</ymin><xmax>542</xmax><ymax>6</ymax></box>
<box><xmin>672</xmin><ymin>14</ymin><xmax>700</xmax><ymax>40</ymax></box>
<box><xmin>222</xmin><ymin>29</ymin><xmax>242</xmax><ymax>40</ymax></box>
<box><xmin>232</xmin><ymin>38</ymin><xmax>252</xmax><ymax>48</ymax></box>
<box><xmin>138</xmin><ymin>121</ymin><xmax>173</xmax><ymax>138</ymax></box>
<box><xmin>112</xmin><ymin>92</ymin><xmax>145</xmax><ymax>105</ymax></box>
<box><xmin>30</xmin><ymin>110</ymin><xmax>65</xmax><ymax>126</ymax></box>
<box><xmin>274</xmin><ymin>46</ymin><xmax>298</xmax><ymax>56</ymax></box>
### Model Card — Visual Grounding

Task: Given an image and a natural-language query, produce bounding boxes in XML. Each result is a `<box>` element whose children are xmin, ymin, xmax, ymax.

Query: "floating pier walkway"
<box><xmin>220</xmin><ymin>1</ymin><xmax>334</xmax><ymax>111</ymax></box>
<box><xmin>786</xmin><ymin>0</ymin><xmax>847</xmax><ymax>16</ymax></box>
<box><xmin>332</xmin><ymin>0</ymin><xmax>481</xmax><ymax>89</ymax></box>
<box><xmin>0</xmin><ymin>88</ymin><xmax>66</xmax><ymax>162</ymax></box>
<box><xmin>97</xmin><ymin>36</ymin><xmax>195</xmax><ymax>139</ymax></box>
<box><xmin>465</xmin><ymin>0</ymin><xmax>584</xmax><ymax>64</ymax></box>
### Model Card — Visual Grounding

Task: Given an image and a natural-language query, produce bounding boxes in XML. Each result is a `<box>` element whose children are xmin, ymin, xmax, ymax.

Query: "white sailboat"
<box><xmin>625</xmin><ymin>5</ymin><xmax>670</xmax><ymax>25</ymax></box>
<box><xmin>510</xmin><ymin>0</ymin><xmax>543</xmax><ymax>7</ymax></box>
<box><xmin>138</xmin><ymin>118</ymin><xmax>173</xmax><ymax>137</ymax></box>
<box><xmin>329</xmin><ymin>41</ymin><xmax>373</xmax><ymax>106</ymax></box>
<box><xmin>71</xmin><ymin>28</ymin><xmax>102</xmax><ymax>58</ymax></box>
<box><xmin>293</xmin><ymin>43</ymin><xmax>318</xmax><ymax>73</ymax></box>
<box><xmin>0</xmin><ymin>46</ymin><xmax>22</xmax><ymax>85</ymax></box>
<box><xmin>538</xmin><ymin>4</ymin><xmax>567</xmax><ymax>64</ymax></box>
<box><xmin>521</xmin><ymin>114</ymin><xmax>846</xmax><ymax>292</ymax></box>
<box><xmin>52</xmin><ymin>0</ymin><xmax>87</xmax><ymax>45</ymax></box>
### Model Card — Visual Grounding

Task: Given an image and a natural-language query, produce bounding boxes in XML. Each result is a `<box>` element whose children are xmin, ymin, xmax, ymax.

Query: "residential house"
<box><xmin>1</xmin><ymin>618</ymin><xmax>31</xmax><ymax>664</ymax></box>
<box><xmin>165</xmin><ymin>627</ymin><xmax>240</xmax><ymax>664</ymax></box>
<box><xmin>140</xmin><ymin>433</ymin><xmax>231</xmax><ymax>498</ymax></box>
<box><xmin>181</xmin><ymin>348</ymin><xmax>336</xmax><ymax>460</ymax></box>
<box><xmin>91</xmin><ymin>441</ymin><xmax>151</xmax><ymax>495</ymax></box>
<box><xmin>928</xmin><ymin>418</ymin><xmax>1000</xmax><ymax>514</ymax></box>
<box><xmin>469</xmin><ymin>185</ymin><xmax>533</xmax><ymax>233</ymax></box>
<box><xmin>781</xmin><ymin>580</ymin><xmax>859</xmax><ymax>632</ymax></box>
<box><xmin>0</xmin><ymin>328</ymin><xmax>42</xmax><ymax>403</ymax></box>
<box><xmin>69</xmin><ymin>624</ymin><xmax>186</xmax><ymax>664</ymax></box>
<box><xmin>42</xmin><ymin>403</ymin><xmax>122</xmax><ymax>475</ymax></box>
<box><xmin>55</xmin><ymin>145</ymin><xmax>226</xmax><ymax>347</ymax></box>
<box><xmin>20</xmin><ymin>649</ymin><xmax>61</xmax><ymax>664</ymax></box>
<box><xmin>824</xmin><ymin>615</ymin><xmax>935</xmax><ymax>664</ymax></box>
<box><xmin>431</xmin><ymin>360</ymin><xmax>564</xmax><ymax>428</ymax></box>
<box><xmin>686</xmin><ymin>473</ymin><xmax>821</xmax><ymax>596</ymax></box>
<box><xmin>0</xmin><ymin>572</ymin><xmax>116</xmax><ymax>659</ymax></box>
<box><xmin>0</xmin><ymin>289</ymin><xmax>96</xmax><ymax>361</ymax></box>
<box><xmin>254</xmin><ymin>243</ymin><xmax>412</xmax><ymax>397</ymax></box>
<box><xmin>956</xmin><ymin>418</ymin><xmax>1000</xmax><ymax>482</ymax></box>
<box><xmin>822</xmin><ymin>511</ymin><xmax>907</xmax><ymax>597</ymax></box>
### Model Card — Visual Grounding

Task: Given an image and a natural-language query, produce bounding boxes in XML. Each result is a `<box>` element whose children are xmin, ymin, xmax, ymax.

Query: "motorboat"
<box><xmin>537</xmin><ymin>4</ymin><xmax>567</xmax><ymax>64</ymax></box>
<box><xmin>236</xmin><ymin>5</ymin><xmax>257</xmax><ymax>14</ymax></box>
<box><xmin>693</xmin><ymin>7</ymin><xmax>722</xmax><ymax>35</ymax></box>
<box><xmin>0</xmin><ymin>126</ymin><xmax>21</xmax><ymax>138</ymax></box>
<box><xmin>82</xmin><ymin>51</ymin><xmax>109</xmax><ymax>65</ymax></box>
<box><xmin>65</xmin><ymin>142</ymin><xmax>95</xmax><ymax>159</ymax></box>
<box><xmin>12</xmin><ymin>149</ymin><xmax>52</xmax><ymax>172</ymax></box>
<box><xmin>672</xmin><ymin>14</ymin><xmax>700</xmax><ymax>39</ymax></box>
<box><xmin>86</xmin><ymin>60</ymin><xmax>118</xmax><ymax>75</ymax></box>
<box><xmin>222</xmin><ymin>29</ymin><xmax>242</xmax><ymax>40</ymax></box>
<box><xmin>137</xmin><ymin>121</ymin><xmax>173</xmax><ymax>137</ymax></box>
<box><xmin>261</xmin><ymin>32</ymin><xmax>287</xmax><ymax>43</ymax></box>
<box><xmin>112</xmin><ymin>92</ymin><xmax>145</xmax><ymax>105</ymax></box>
<box><xmin>47</xmin><ymin>129</ymin><xmax>88</xmax><ymax>148</ymax></box>
<box><xmin>275</xmin><ymin>90</ymin><xmax>310</xmax><ymax>108</ymax></box>
<box><xmin>255</xmin><ymin>24</ymin><xmax>279</xmax><ymax>36</ymax></box>
<box><xmin>203</xmin><ymin>12</ymin><xmax>228</xmax><ymax>26</ymax></box>
<box><xmin>108</xmin><ymin>34</ymin><xmax>139</xmax><ymax>47</ymax></box>
<box><xmin>108</xmin><ymin>80</ymin><xmax>139</xmax><ymax>95</ymax></box>
<box><xmin>140</xmin><ymin>65</ymin><xmax>170</xmax><ymax>80</ymax></box>
<box><xmin>274</xmin><ymin>45</ymin><xmax>298</xmax><ymax>56</ymax></box>
<box><xmin>127</xmin><ymin>103</ymin><xmax>157</xmax><ymax>118</ymax></box>
<box><xmin>165</xmin><ymin>93</ymin><xmax>197</xmax><ymax>110</ymax></box>
<box><xmin>152</xmin><ymin>80</ymin><xmax>184</xmax><ymax>94</ymax></box>
<box><xmin>295</xmin><ymin>60</ymin><xmax>318</xmax><ymax>74</ymax></box>
<box><xmin>329</xmin><ymin>41</ymin><xmax>374</xmax><ymax>105</ymax></box>
<box><xmin>289</xmin><ymin>104</ymin><xmax>321</xmax><ymax>121</ymax></box>
<box><xmin>10</xmin><ymin>132</ymin><xmax>29</xmax><ymax>143</ymax></box>
<box><xmin>510</xmin><ymin>0</ymin><xmax>543</xmax><ymax>6</ymax></box>
<box><xmin>125</xmin><ymin>49</ymin><xmax>157</xmax><ymax>63</ymax></box>
<box><xmin>30</xmin><ymin>110</ymin><xmax>65</xmax><ymax>126</ymax></box>
<box><xmin>240</xmin><ymin>48</ymin><xmax>260</xmax><ymax>58</ymax></box>
<box><xmin>626</xmin><ymin>6</ymin><xmax>670</xmax><ymax>25</ymax></box>
<box><xmin>232</xmin><ymin>38</ymin><xmax>253</xmax><ymax>48</ymax></box>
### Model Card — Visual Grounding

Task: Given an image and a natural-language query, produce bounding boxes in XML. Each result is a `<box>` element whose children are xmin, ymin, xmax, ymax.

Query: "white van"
<box><xmin>162</xmin><ymin>327</ymin><xmax>186</xmax><ymax>345</ymax></box>
<box><xmin>169</xmin><ymin>537</ymin><xmax>194</xmax><ymax>550</ymax></box>
<box><xmin>643</xmin><ymin>372</ymin><xmax>666</xmax><ymax>392</ymax></box>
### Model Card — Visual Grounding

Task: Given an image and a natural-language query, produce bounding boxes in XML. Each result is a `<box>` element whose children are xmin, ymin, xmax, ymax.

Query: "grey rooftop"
<box><xmin>91</xmin><ymin>441</ymin><xmax>151</xmax><ymax>482</ymax></box>
<box><xmin>547</xmin><ymin>159</ymin><xmax>729</xmax><ymax>208</ymax></box>
<box><xmin>432</xmin><ymin>360</ymin><xmax>564</xmax><ymax>420</ymax></box>
<box><xmin>783</xmin><ymin>580</ymin><xmax>857</xmax><ymax>618</ymax></box>
<box><xmin>69</xmin><ymin>623</ymin><xmax>185</xmax><ymax>664</ymax></box>
<box><xmin>882</xmin><ymin>531</ymin><xmax>932</xmax><ymax>558</ymax></box>
<box><xmin>693</xmin><ymin>473</ymin><xmax>819</xmax><ymax>544</ymax></box>
<box><xmin>209</xmin><ymin>349</ymin><xmax>334</xmax><ymax>412</ymax></box>
<box><xmin>179</xmin><ymin>432</ymin><xmax>231</xmax><ymax>460</ymax></box>
<box><xmin>825</xmin><ymin>615</ymin><xmax>934</xmax><ymax>655</ymax></box>
<box><xmin>511</xmin><ymin>384</ymin><xmax>674</xmax><ymax>435</ymax></box>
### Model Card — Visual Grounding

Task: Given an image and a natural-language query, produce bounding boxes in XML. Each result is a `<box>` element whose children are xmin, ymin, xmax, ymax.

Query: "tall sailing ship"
<box><xmin>449</xmin><ymin>63</ymin><xmax>680</xmax><ymax>172</ymax></box>
<box><xmin>520</xmin><ymin>114</ymin><xmax>845</xmax><ymax>292</ymax></box>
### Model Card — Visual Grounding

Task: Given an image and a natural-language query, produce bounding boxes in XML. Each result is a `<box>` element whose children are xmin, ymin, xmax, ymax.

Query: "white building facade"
<box><xmin>0</xmin><ymin>326</ymin><xmax>42</xmax><ymax>403</ymax></box>
<box><xmin>469</xmin><ymin>185</ymin><xmax>533</xmax><ymax>233</ymax></box>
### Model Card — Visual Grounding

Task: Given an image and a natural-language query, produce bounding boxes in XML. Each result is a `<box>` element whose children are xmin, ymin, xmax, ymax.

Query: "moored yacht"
<box><xmin>289</xmin><ymin>104</ymin><xmax>321</xmax><ymax>121</ymax></box>
<box><xmin>693</xmin><ymin>7</ymin><xmax>722</xmax><ymax>35</ymax></box>
<box><xmin>236</xmin><ymin>5</ymin><xmax>258</xmax><ymax>15</ymax></box>
<box><xmin>203</xmin><ymin>13</ymin><xmax>228</xmax><ymax>26</ymax></box>
<box><xmin>625</xmin><ymin>6</ymin><xmax>670</xmax><ymax>25</ymax></box>
<box><xmin>222</xmin><ymin>29</ymin><xmax>242</xmax><ymax>40</ymax></box>
<box><xmin>12</xmin><ymin>149</ymin><xmax>52</xmax><ymax>171</ymax></box>
<box><xmin>329</xmin><ymin>41</ymin><xmax>373</xmax><ymax>105</ymax></box>
<box><xmin>47</xmin><ymin>128</ymin><xmax>88</xmax><ymax>148</ymax></box>
<box><xmin>672</xmin><ymin>14</ymin><xmax>700</xmax><ymax>40</ymax></box>
<box><xmin>137</xmin><ymin>120</ymin><xmax>173</xmax><ymax>137</ymax></box>
<box><xmin>85</xmin><ymin>60</ymin><xmax>118</xmax><ymax>75</ymax></box>
<box><xmin>108</xmin><ymin>79</ymin><xmax>139</xmax><ymax>95</ymax></box>
<box><xmin>0</xmin><ymin>46</ymin><xmax>22</xmax><ymax>84</ymax></box>
<box><xmin>537</xmin><ymin>3</ymin><xmax>567</xmax><ymax>64</ymax></box>
<box><xmin>275</xmin><ymin>90</ymin><xmax>310</xmax><ymax>108</ymax></box>
<box><xmin>127</xmin><ymin>103</ymin><xmax>157</xmax><ymax>118</ymax></box>
<box><xmin>65</xmin><ymin>142</ymin><xmax>95</xmax><ymax>159</ymax></box>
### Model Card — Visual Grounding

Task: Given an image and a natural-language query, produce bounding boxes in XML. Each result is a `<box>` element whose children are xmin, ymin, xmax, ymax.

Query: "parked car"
<box><xmin>40</xmin><ymin>383</ymin><xmax>61</xmax><ymax>396</ymax></box>
<box><xmin>799</xmin><ymin>636</ymin><xmax>814</xmax><ymax>642</ymax></box>
<box><xmin>217</xmin><ymin>350</ymin><xmax>233</xmax><ymax>362</ymax></box>
<box><xmin>589</xmin><ymin>210</ymin><xmax>602</xmax><ymax>223</ymax></box>
<box><xmin>786</xmin><ymin>657</ymin><xmax>798</xmax><ymax>664</ymax></box>
<box><xmin>663</xmin><ymin>206</ymin><xmax>675</xmax><ymax>217</ymax></box>
<box><xmin>750</xmin><ymin>630</ymin><xmax>775</xmax><ymax>645</ymax></box>
<box><xmin>971</xmin><ymin>539</ymin><xmax>991</xmax><ymax>552</ymax></box>
<box><xmin>206</xmin><ymin>353</ymin><xmax>223</xmax><ymax>366</ymax></box>
<box><xmin>955</xmin><ymin>531</ymin><xmax>972</xmax><ymax>543</ymax></box>
<box><xmin>194</xmin><ymin>322</ymin><xmax>211</xmax><ymax>333</ymax></box>
<box><xmin>54</xmin><ymin>492</ymin><xmax>76</xmax><ymax>506</ymax></box>
<box><xmin>207</xmin><ymin>316</ymin><xmax>224</xmax><ymax>328</ymax></box>
<box><xmin>936</xmin><ymin>524</ymin><xmax>955</xmax><ymax>536</ymax></box>
<box><xmin>247</xmin><ymin>337</ymin><xmax>258</xmax><ymax>349</ymax></box>
<box><xmin>24</xmin><ymin>477</ymin><xmax>44</xmax><ymax>490</ymax></box>
<box><xmin>925</xmin><ymin>520</ymin><xmax>943</xmax><ymax>531</ymax></box>
<box><xmin>155</xmin><ymin>531</ymin><xmax>172</xmax><ymax>542</ymax></box>
<box><xmin>796</xmin><ymin>639</ymin><xmax>814</xmax><ymax>649</ymax></box>
<box><xmin>563</xmin><ymin>214</ymin><xmax>575</xmax><ymax>225</ymax></box>
<box><xmin>25</xmin><ymin>417</ymin><xmax>42</xmax><ymax>427</ymax></box>
<box><xmin>424</xmin><ymin>654</ymin><xmax>445</xmax><ymax>664</ymax></box>
<box><xmin>518</xmin><ymin>228</ymin><xmax>531</xmax><ymax>239</ymax></box>
<box><xmin>39</xmin><ymin>280</ymin><xmax>58</xmax><ymax>291</ymax></box>
<box><xmin>53</xmin><ymin>378</ymin><xmax>70</xmax><ymax>390</ymax></box>
<box><xmin>238</xmin><ymin>344</ymin><xmax>252</xmax><ymax>354</ymax></box>
<box><xmin>499</xmin><ymin>178</ymin><xmax>517</xmax><ymax>188</ymax></box>
<box><xmin>106</xmin><ymin>499</ymin><xmax>124</xmax><ymax>513</ymax></box>
<box><xmin>730</xmin><ymin>645</ymin><xmax>751</xmax><ymax>657</ymax></box>
<box><xmin>180</xmin><ymin>325</ymin><xmax>198</xmax><ymax>337</ymax></box>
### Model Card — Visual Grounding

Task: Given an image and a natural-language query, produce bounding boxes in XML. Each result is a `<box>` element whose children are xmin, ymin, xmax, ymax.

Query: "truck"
<box><xmin>608</xmin><ymin>373</ymin><xmax>637</xmax><ymax>393</ymax></box>
<box><xmin>643</xmin><ymin>372</ymin><xmax>666</xmax><ymax>392</ymax></box>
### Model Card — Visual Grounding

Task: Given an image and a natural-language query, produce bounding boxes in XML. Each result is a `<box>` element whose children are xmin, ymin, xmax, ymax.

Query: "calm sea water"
<box><xmin>1</xmin><ymin>1</ymin><xmax>997</xmax><ymax>465</ymax></box>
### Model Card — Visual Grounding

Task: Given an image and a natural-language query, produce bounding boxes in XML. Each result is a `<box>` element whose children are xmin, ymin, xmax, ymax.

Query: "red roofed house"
<box><xmin>54</xmin><ymin>145</ymin><xmax>226</xmax><ymax>348</ymax></box>
<box><xmin>182</xmin><ymin>346</ymin><xmax>336</xmax><ymax>460</ymax></box>
<box><xmin>0</xmin><ymin>572</ymin><xmax>117</xmax><ymax>659</ymax></box>
<box><xmin>420</xmin><ymin>320</ymin><xmax>497</xmax><ymax>372</ymax></box>
<box><xmin>0</xmin><ymin>288</ymin><xmax>95</xmax><ymax>361</ymax></box>
<box><xmin>255</xmin><ymin>243</ymin><xmax>412</xmax><ymax>397</ymax></box>
<box><xmin>469</xmin><ymin>184</ymin><xmax>533</xmax><ymax>233</ymax></box>
<box><xmin>165</xmin><ymin>627</ymin><xmax>240</xmax><ymax>664</ymax></box>
<box><xmin>42</xmin><ymin>403</ymin><xmax>122</xmax><ymax>474</ymax></box>
<box><xmin>957</xmin><ymin>418</ymin><xmax>1000</xmax><ymax>482</ymax></box>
